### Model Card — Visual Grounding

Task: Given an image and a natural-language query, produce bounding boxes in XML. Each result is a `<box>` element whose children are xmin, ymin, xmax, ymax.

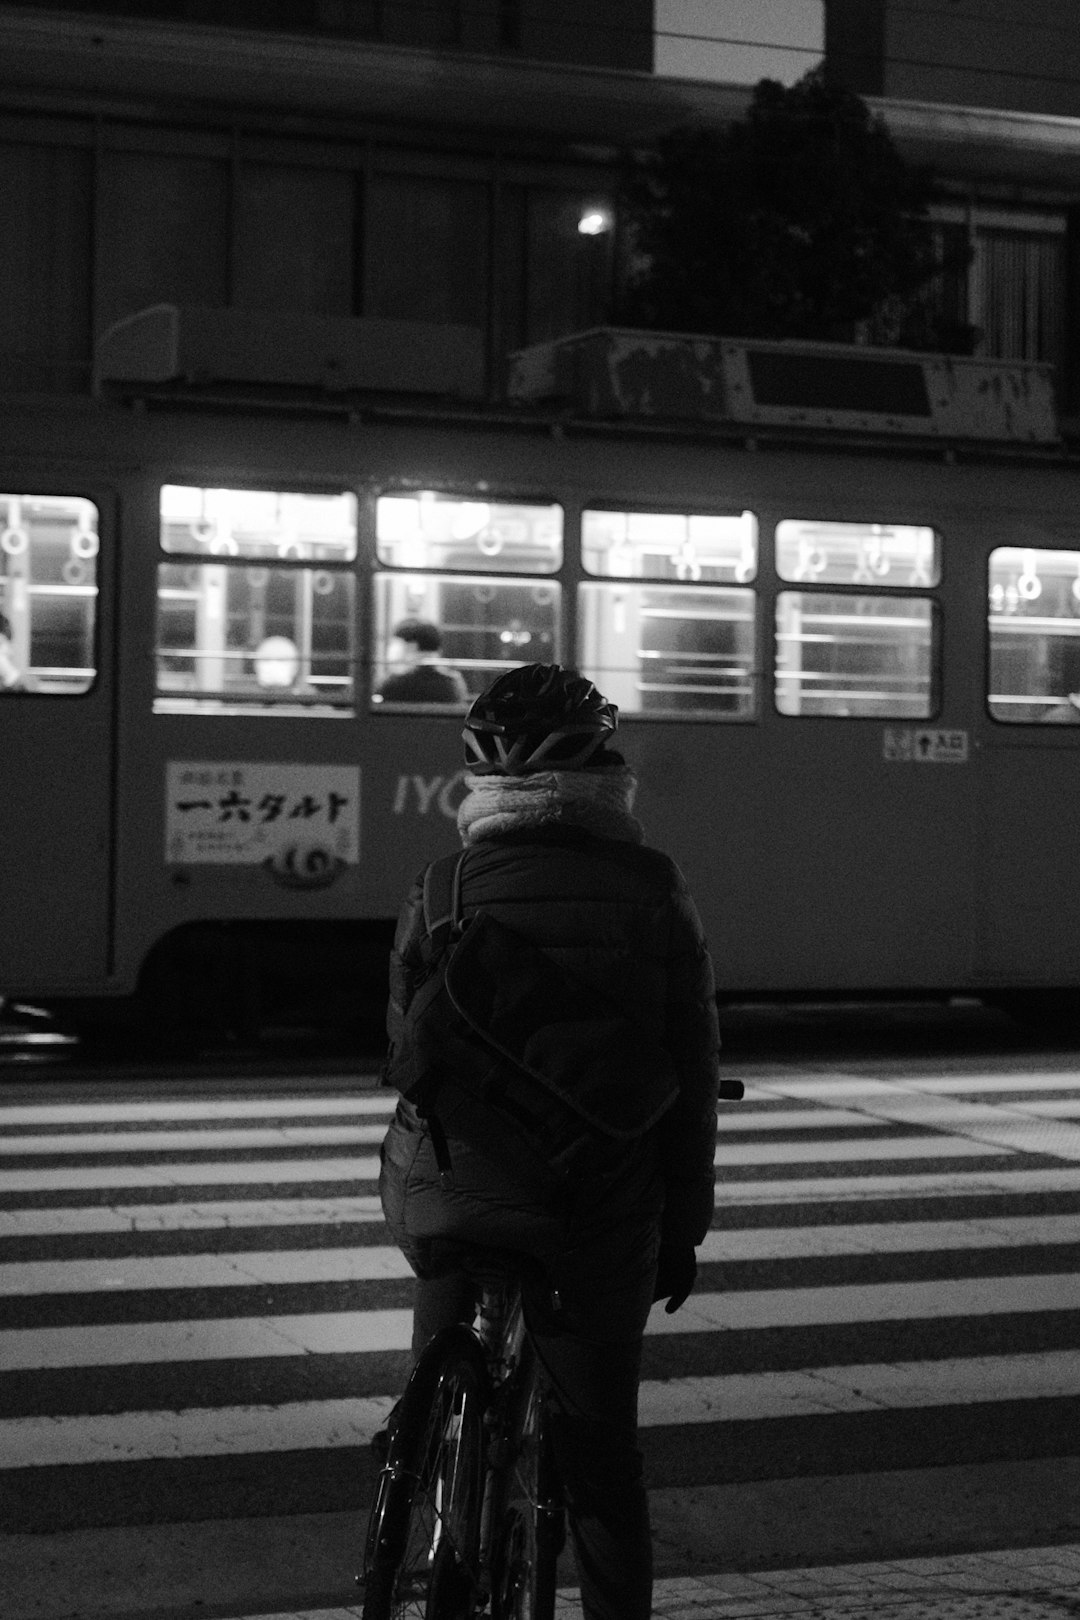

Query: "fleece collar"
<box><xmin>456</xmin><ymin>766</ymin><xmax>644</xmax><ymax>847</ymax></box>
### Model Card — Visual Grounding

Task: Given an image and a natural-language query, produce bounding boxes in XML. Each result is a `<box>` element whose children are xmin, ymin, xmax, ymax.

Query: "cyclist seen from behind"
<box><xmin>378</xmin><ymin>662</ymin><xmax>722</xmax><ymax>1620</ymax></box>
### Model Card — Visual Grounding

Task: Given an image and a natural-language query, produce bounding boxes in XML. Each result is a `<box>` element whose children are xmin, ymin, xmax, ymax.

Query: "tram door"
<box><xmin>0</xmin><ymin>493</ymin><xmax>113</xmax><ymax>993</ymax></box>
<box><xmin>977</xmin><ymin>543</ymin><xmax>1080</xmax><ymax>986</ymax></box>
<box><xmin>600</xmin><ymin>510</ymin><xmax>974</xmax><ymax>991</ymax></box>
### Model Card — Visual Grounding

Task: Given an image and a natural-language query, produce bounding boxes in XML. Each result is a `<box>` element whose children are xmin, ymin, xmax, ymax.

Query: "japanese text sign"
<box><xmin>166</xmin><ymin>761</ymin><xmax>360</xmax><ymax>865</ymax></box>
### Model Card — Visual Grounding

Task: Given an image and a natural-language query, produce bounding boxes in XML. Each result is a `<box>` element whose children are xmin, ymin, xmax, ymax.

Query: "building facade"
<box><xmin>2</xmin><ymin>0</ymin><xmax>1080</xmax><ymax>417</ymax></box>
<box><xmin>826</xmin><ymin>0</ymin><xmax>1080</xmax><ymax>118</ymax></box>
<box><xmin>0</xmin><ymin>1</ymin><xmax>664</xmax><ymax>400</ymax></box>
<box><xmin>825</xmin><ymin>0</ymin><xmax>1080</xmax><ymax>416</ymax></box>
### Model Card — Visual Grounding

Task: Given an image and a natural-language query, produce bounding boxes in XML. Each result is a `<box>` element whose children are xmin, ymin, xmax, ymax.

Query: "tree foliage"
<box><xmin>613</xmin><ymin>68</ymin><xmax>968</xmax><ymax>349</ymax></box>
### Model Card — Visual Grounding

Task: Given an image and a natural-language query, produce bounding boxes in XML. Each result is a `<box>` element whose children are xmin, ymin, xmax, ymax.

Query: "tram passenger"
<box><xmin>253</xmin><ymin>635</ymin><xmax>302</xmax><ymax>691</ymax></box>
<box><xmin>0</xmin><ymin>614</ymin><xmax>28</xmax><ymax>692</ymax></box>
<box><xmin>374</xmin><ymin>617</ymin><xmax>468</xmax><ymax>705</ymax></box>
<box><xmin>378</xmin><ymin>663</ymin><xmax>722</xmax><ymax>1620</ymax></box>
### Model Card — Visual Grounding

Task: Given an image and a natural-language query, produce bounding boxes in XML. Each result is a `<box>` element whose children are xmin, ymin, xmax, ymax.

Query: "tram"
<box><xmin>2</xmin><ymin>328</ymin><xmax>1078</xmax><ymax>1036</ymax></box>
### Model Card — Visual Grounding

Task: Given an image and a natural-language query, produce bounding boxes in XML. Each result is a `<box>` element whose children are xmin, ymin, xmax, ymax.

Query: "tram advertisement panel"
<box><xmin>165</xmin><ymin>761</ymin><xmax>360</xmax><ymax>870</ymax></box>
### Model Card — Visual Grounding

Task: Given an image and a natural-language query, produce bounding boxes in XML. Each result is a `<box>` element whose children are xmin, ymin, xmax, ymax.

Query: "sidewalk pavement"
<box><xmin>561</xmin><ymin>1544</ymin><xmax>1080</xmax><ymax>1616</ymax></box>
<box><xmin>122</xmin><ymin>1546</ymin><xmax>1080</xmax><ymax>1618</ymax></box>
<box><xmin>6</xmin><ymin>1464</ymin><xmax>1079</xmax><ymax>1619</ymax></box>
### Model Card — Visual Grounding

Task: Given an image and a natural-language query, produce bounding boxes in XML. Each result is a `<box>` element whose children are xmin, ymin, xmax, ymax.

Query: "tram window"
<box><xmin>155</xmin><ymin>485</ymin><xmax>357</xmax><ymax>715</ymax></box>
<box><xmin>582</xmin><ymin>508</ymin><xmax>757</xmax><ymax>582</ymax></box>
<box><xmin>578</xmin><ymin>583</ymin><xmax>756</xmax><ymax>719</ymax></box>
<box><xmin>372</xmin><ymin>573</ymin><xmax>560</xmax><ymax>707</ymax></box>
<box><xmin>988</xmin><ymin>546</ymin><xmax>1080</xmax><ymax>723</ymax></box>
<box><xmin>0</xmin><ymin>494</ymin><xmax>98</xmax><ymax>695</ymax></box>
<box><xmin>775</xmin><ymin>593</ymin><xmax>935</xmax><ymax>718</ymax></box>
<box><xmin>776</xmin><ymin>520</ymin><xmax>939</xmax><ymax>587</ymax></box>
<box><xmin>160</xmin><ymin>485</ymin><xmax>357</xmax><ymax>560</ymax></box>
<box><xmin>156</xmin><ymin>564</ymin><xmax>356</xmax><ymax>715</ymax></box>
<box><xmin>376</xmin><ymin>493</ymin><xmax>561</xmax><ymax>574</ymax></box>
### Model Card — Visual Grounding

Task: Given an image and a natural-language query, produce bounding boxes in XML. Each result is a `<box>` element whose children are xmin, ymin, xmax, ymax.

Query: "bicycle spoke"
<box><xmin>361</xmin><ymin>1274</ymin><xmax>563</xmax><ymax>1620</ymax></box>
<box><xmin>492</xmin><ymin>1377</ymin><xmax>562</xmax><ymax>1620</ymax></box>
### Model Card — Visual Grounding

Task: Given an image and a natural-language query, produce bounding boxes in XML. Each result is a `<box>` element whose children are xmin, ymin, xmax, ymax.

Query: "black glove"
<box><xmin>653</xmin><ymin>1242</ymin><xmax>697</xmax><ymax>1315</ymax></box>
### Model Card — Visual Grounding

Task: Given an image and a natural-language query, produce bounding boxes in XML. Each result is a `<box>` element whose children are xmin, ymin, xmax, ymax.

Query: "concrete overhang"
<box><xmin>874</xmin><ymin>96</ymin><xmax>1080</xmax><ymax>194</ymax></box>
<box><xmin>0</xmin><ymin>4</ymin><xmax>750</xmax><ymax>146</ymax></box>
<box><xmin>2</xmin><ymin>6</ymin><xmax>1080</xmax><ymax>192</ymax></box>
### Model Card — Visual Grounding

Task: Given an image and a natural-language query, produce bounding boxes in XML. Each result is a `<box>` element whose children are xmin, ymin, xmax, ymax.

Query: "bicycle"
<box><xmin>359</xmin><ymin>1249</ymin><xmax>564</xmax><ymax>1619</ymax></box>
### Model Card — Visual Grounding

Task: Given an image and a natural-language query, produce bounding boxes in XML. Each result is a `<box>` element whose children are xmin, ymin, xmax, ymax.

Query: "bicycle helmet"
<box><xmin>463</xmin><ymin>663</ymin><xmax>619</xmax><ymax>775</ymax></box>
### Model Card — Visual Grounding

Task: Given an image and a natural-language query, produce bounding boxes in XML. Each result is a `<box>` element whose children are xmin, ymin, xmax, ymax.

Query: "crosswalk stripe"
<box><xmin>0</xmin><ymin>1156</ymin><xmax>380</xmax><ymax>1192</ymax></box>
<box><xmin>0</xmin><ymin>1246</ymin><xmax>414</xmax><ymax>1293</ymax></box>
<box><xmin>0</xmin><ymin>1090</ymin><xmax>783</xmax><ymax>1130</ymax></box>
<box><xmin>7</xmin><ymin>1213</ymin><xmax>1080</xmax><ymax>1294</ymax></box>
<box><xmin>5</xmin><ymin>1348</ymin><xmax>1080</xmax><ymax>1468</ymax></box>
<box><xmin>2</xmin><ymin>1072</ymin><xmax>1074</xmax><ymax>1114</ymax></box>
<box><xmin>645</xmin><ymin>1272</ymin><xmax>1080</xmax><ymax>1333</ymax></box>
<box><xmin>0</xmin><ymin>1110</ymin><xmax>1010</xmax><ymax>1151</ymax></box>
<box><xmin>715</xmin><ymin>1135</ymin><xmax>1002</xmax><ymax>1163</ymax></box>
<box><xmin>5</xmin><ymin>1069</ymin><xmax>1080</xmax><ymax>1541</ymax></box>
<box><xmin>753</xmin><ymin>1076</ymin><xmax>1080</xmax><ymax>1161</ymax></box>
<box><xmin>5</xmin><ymin>1271</ymin><xmax>1080</xmax><ymax>1370</ymax></box>
<box><xmin>696</xmin><ymin>1107</ymin><xmax>893</xmax><ymax>1133</ymax></box>
<box><xmin>983</xmin><ymin>1099</ymin><xmax>1080</xmax><ymax>1117</ymax></box>
<box><xmin>904</xmin><ymin>1072</ymin><xmax>1080</xmax><ymax>1093</ymax></box>
<box><xmin>2</xmin><ymin>1308</ymin><xmax>415</xmax><ymax>1368</ymax></box>
<box><xmin>638</xmin><ymin>1348</ymin><xmax>1080</xmax><ymax>1423</ymax></box>
<box><xmin>0</xmin><ymin>1133</ymin><xmax>1008</xmax><ymax>1197</ymax></box>
<box><xmin>0</xmin><ymin>1095</ymin><xmax>394</xmax><ymax>1125</ymax></box>
<box><xmin>4</xmin><ymin>1165</ymin><xmax>1079</xmax><ymax>1236</ymax></box>
<box><xmin>2</xmin><ymin>1115</ymin><xmax>910</xmax><ymax>1158</ymax></box>
<box><xmin>0</xmin><ymin>1394</ymin><xmax>395</xmax><ymax>1467</ymax></box>
<box><xmin>0</xmin><ymin>1196</ymin><xmax>386</xmax><ymax>1238</ymax></box>
<box><xmin>705</xmin><ymin>1211</ymin><xmax>1080</xmax><ymax>1257</ymax></box>
<box><xmin>716</xmin><ymin>1167</ymin><xmax>1080</xmax><ymax>1201</ymax></box>
<box><xmin>0</xmin><ymin>1125</ymin><xmax>386</xmax><ymax>1155</ymax></box>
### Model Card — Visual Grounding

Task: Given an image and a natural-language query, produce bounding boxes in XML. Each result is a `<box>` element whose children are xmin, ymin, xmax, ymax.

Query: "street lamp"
<box><xmin>578</xmin><ymin>206</ymin><xmax>614</xmax><ymax>237</ymax></box>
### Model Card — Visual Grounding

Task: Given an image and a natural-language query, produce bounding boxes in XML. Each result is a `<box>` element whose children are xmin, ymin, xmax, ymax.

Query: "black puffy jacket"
<box><xmin>383</xmin><ymin>824</ymin><xmax>721</xmax><ymax>1248</ymax></box>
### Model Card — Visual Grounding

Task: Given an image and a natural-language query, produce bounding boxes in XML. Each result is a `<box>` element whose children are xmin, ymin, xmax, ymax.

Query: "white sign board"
<box><xmin>883</xmin><ymin>728</ymin><xmax>969</xmax><ymax>764</ymax></box>
<box><xmin>166</xmin><ymin>761</ymin><xmax>360</xmax><ymax>865</ymax></box>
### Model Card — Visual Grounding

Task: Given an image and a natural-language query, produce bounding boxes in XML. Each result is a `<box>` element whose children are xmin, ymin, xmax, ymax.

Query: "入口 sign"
<box><xmin>883</xmin><ymin>728</ymin><xmax>969</xmax><ymax>764</ymax></box>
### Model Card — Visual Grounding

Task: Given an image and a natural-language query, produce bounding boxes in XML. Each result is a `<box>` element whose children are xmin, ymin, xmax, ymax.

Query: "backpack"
<box><xmin>381</xmin><ymin>850</ymin><xmax>681</xmax><ymax>1188</ymax></box>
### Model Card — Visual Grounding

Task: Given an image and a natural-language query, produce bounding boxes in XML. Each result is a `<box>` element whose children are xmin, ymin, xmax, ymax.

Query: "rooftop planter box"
<box><xmin>507</xmin><ymin>327</ymin><xmax>1058</xmax><ymax>444</ymax></box>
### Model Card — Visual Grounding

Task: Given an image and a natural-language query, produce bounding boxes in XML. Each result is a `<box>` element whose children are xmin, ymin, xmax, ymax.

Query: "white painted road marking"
<box><xmin>5</xmin><ymin>1349</ymin><xmax>1080</xmax><ymax>1467</ymax></box>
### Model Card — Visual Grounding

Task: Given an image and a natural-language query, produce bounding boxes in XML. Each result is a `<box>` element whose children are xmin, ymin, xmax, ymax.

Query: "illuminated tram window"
<box><xmin>577</xmin><ymin>506</ymin><xmax>758</xmax><ymax>718</ymax></box>
<box><xmin>0</xmin><ymin>493</ymin><xmax>98</xmax><ymax>695</ymax></box>
<box><xmin>155</xmin><ymin>486</ymin><xmax>357</xmax><ymax>716</ymax></box>
<box><xmin>578</xmin><ymin>583</ymin><xmax>757</xmax><ymax>719</ymax></box>
<box><xmin>776</xmin><ymin>520</ymin><xmax>939</xmax><ymax>587</ymax></box>
<box><xmin>376</xmin><ymin>493</ymin><xmax>562</xmax><ymax>574</ymax></box>
<box><xmin>160</xmin><ymin>486</ymin><xmax>357</xmax><ymax>560</ymax></box>
<box><xmin>775</xmin><ymin>593</ymin><xmax>935</xmax><ymax>718</ymax></box>
<box><xmin>582</xmin><ymin>508</ymin><xmax>757</xmax><ymax>582</ymax></box>
<box><xmin>988</xmin><ymin>546</ymin><xmax>1080</xmax><ymax>723</ymax></box>
<box><xmin>372</xmin><ymin>573</ymin><xmax>559</xmax><ymax>708</ymax></box>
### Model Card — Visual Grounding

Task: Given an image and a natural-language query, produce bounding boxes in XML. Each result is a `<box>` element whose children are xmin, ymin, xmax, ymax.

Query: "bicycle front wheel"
<box><xmin>362</xmin><ymin>1325</ymin><xmax>488</xmax><ymax>1620</ymax></box>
